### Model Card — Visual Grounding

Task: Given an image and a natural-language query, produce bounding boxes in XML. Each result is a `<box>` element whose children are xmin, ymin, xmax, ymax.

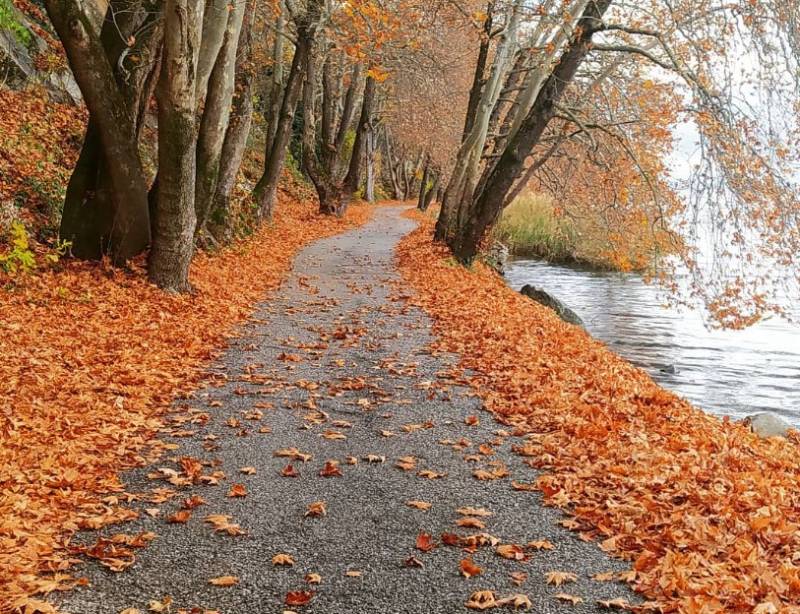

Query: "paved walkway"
<box><xmin>57</xmin><ymin>206</ymin><xmax>634</xmax><ymax>613</ymax></box>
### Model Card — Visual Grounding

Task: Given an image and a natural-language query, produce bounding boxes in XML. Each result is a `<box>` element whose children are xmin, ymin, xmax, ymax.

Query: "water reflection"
<box><xmin>506</xmin><ymin>259</ymin><xmax>800</xmax><ymax>425</ymax></box>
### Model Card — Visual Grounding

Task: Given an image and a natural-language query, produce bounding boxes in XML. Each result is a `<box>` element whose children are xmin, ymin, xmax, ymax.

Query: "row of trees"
<box><xmin>42</xmin><ymin>0</ymin><xmax>800</xmax><ymax>321</ymax></box>
<box><xmin>45</xmin><ymin>0</ymin><xmax>439</xmax><ymax>292</ymax></box>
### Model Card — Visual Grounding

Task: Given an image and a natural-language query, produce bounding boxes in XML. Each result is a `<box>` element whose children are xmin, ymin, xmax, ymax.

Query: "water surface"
<box><xmin>506</xmin><ymin>259</ymin><xmax>800</xmax><ymax>426</ymax></box>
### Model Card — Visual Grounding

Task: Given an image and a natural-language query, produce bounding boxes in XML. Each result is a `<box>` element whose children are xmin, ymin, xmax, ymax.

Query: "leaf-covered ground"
<box><xmin>396</xmin><ymin>211</ymin><xmax>800</xmax><ymax>612</ymax></box>
<box><xmin>42</xmin><ymin>205</ymin><xmax>635</xmax><ymax>614</ymax></box>
<box><xmin>0</xmin><ymin>198</ymin><xmax>370</xmax><ymax>612</ymax></box>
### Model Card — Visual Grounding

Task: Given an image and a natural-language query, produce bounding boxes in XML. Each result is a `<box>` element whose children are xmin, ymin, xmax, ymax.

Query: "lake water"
<box><xmin>505</xmin><ymin>259</ymin><xmax>800</xmax><ymax>426</ymax></box>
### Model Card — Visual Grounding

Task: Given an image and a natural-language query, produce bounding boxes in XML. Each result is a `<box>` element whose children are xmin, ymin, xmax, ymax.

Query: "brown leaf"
<box><xmin>305</xmin><ymin>501</ymin><xmax>327</xmax><ymax>517</ymax></box>
<box><xmin>319</xmin><ymin>460</ymin><xmax>342</xmax><ymax>477</ymax></box>
<box><xmin>406</xmin><ymin>500</ymin><xmax>432</xmax><ymax>510</ymax></box>
<box><xmin>272</xmin><ymin>553</ymin><xmax>295</xmax><ymax>566</ymax></box>
<box><xmin>457</xmin><ymin>517</ymin><xmax>486</xmax><ymax>529</ymax></box>
<box><xmin>167</xmin><ymin>510</ymin><xmax>191</xmax><ymax>524</ymax></box>
<box><xmin>285</xmin><ymin>591</ymin><xmax>314</xmax><ymax>606</ymax></box>
<box><xmin>545</xmin><ymin>571</ymin><xmax>577</xmax><ymax>587</ymax></box>
<box><xmin>415</xmin><ymin>532</ymin><xmax>437</xmax><ymax>552</ymax></box>
<box><xmin>281</xmin><ymin>464</ymin><xmax>300</xmax><ymax>477</ymax></box>
<box><xmin>555</xmin><ymin>592</ymin><xmax>584</xmax><ymax>605</ymax></box>
<box><xmin>227</xmin><ymin>483</ymin><xmax>247</xmax><ymax>498</ymax></box>
<box><xmin>208</xmin><ymin>575</ymin><xmax>239</xmax><ymax>587</ymax></box>
<box><xmin>460</xmin><ymin>558</ymin><xmax>483</xmax><ymax>578</ymax></box>
<box><xmin>496</xmin><ymin>544</ymin><xmax>526</xmax><ymax>561</ymax></box>
<box><xmin>465</xmin><ymin>590</ymin><xmax>496</xmax><ymax>610</ymax></box>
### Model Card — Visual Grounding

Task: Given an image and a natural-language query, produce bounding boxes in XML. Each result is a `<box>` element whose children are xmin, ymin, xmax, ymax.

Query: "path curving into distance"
<box><xmin>57</xmin><ymin>206</ymin><xmax>635</xmax><ymax>614</ymax></box>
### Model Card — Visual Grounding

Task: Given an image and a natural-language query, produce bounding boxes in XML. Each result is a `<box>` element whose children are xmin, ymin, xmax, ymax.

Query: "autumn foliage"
<box><xmin>397</xmin><ymin>211</ymin><xmax>800</xmax><ymax>612</ymax></box>
<box><xmin>0</xmin><ymin>198</ymin><xmax>370</xmax><ymax>611</ymax></box>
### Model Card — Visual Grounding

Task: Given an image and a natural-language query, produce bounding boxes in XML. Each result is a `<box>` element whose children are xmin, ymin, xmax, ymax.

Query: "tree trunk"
<box><xmin>462</xmin><ymin>1</ymin><xmax>494</xmax><ymax>140</ymax></box>
<box><xmin>195</xmin><ymin>0</ymin><xmax>246</xmax><ymax>232</ymax></box>
<box><xmin>417</xmin><ymin>154</ymin><xmax>431</xmax><ymax>210</ymax></box>
<box><xmin>365</xmin><ymin>124</ymin><xmax>376</xmax><ymax>202</ymax></box>
<box><xmin>49</xmin><ymin>0</ymin><xmax>152</xmax><ymax>262</ymax></box>
<box><xmin>343</xmin><ymin>75</ymin><xmax>377</xmax><ymax>200</ymax></box>
<box><xmin>148</xmin><ymin>0</ymin><xmax>203</xmax><ymax>292</ymax></box>
<box><xmin>208</xmin><ymin>2</ymin><xmax>256</xmax><ymax>238</ymax></box>
<box><xmin>196</xmin><ymin>0</ymin><xmax>229</xmax><ymax>100</ymax></box>
<box><xmin>264</xmin><ymin>1</ymin><xmax>286</xmax><ymax>158</ymax></box>
<box><xmin>253</xmin><ymin>32</ymin><xmax>310</xmax><ymax>218</ymax></box>
<box><xmin>449</xmin><ymin>0</ymin><xmax>612</xmax><ymax>264</ymax></box>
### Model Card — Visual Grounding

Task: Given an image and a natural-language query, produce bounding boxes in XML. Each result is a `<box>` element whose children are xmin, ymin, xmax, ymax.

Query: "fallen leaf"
<box><xmin>167</xmin><ymin>510</ymin><xmax>191</xmax><ymax>524</ymax></box>
<box><xmin>597</xmin><ymin>598</ymin><xmax>632</xmax><ymax>610</ymax></box>
<box><xmin>555</xmin><ymin>592</ymin><xmax>584</xmax><ymax>605</ymax></box>
<box><xmin>228</xmin><ymin>483</ymin><xmax>247</xmax><ymax>498</ymax></box>
<box><xmin>415</xmin><ymin>532</ymin><xmax>437</xmax><ymax>552</ymax></box>
<box><xmin>319</xmin><ymin>460</ymin><xmax>342</xmax><ymax>477</ymax></box>
<box><xmin>208</xmin><ymin>575</ymin><xmax>239</xmax><ymax>587</ymax></box>
<box><xmin>545</xmin><ymin>571</ymin><xmax>577</xmax><ymax>587</ymax></box>
<box><xmin>345</xmin><ymin>570</ymin><xmax>362</xmax><ymax>577</ymax></box>
<box><xmin>496</xmin><ymin>544</ymin><xmax>526</xmax><ymax>561</ymax></box>
<box><xmin>240</xmin><ymin>466</ymin><xmax>257</xmax><ymax>475</ymax></box>
<box><xmin>281</xmin><ymin>464</ymin><xmax>300</xmax><ymax>477</ymax></box>
<box><xmin>305</xmin><ymin>573</ymin><xmax>321</xmax><ymax>584</ymax></box>
<box><xmin>457</xmin><ymin>517</ymin><xmax>486</xmax><ymax>529</ymax></box>
<box><xmin>457</xmin><ymin>507</ymin><xmax>492</xmax><ymax>517</ymax></box>
<box><xmin>465</xmin><ymin>590</ymin><xmax>496</xmax><ymax>610</ymax></box>
<box><xmin>273</xmin><ymin>553</ymin><xmax>295</xmax><ymax>566</ymax></box>
<box><xmin>460</xmin><ymin>558</ymin><xmax>483</xmax><ymax>578</ymax></box>
<box><xmin>305</xmin><ymin>501</ymin><xmax>327</xmax><ymax>517</ymax></box>
<box><xmin>406</xmin><ymin>500</ymin><xmax>432</xmax><ymax>510</ymax></box>
<box><xmin>509</xmin><ymin>571</ymin><xmax>528</xmax><ymax>586</ymax></box>
<box><xmin>496</xmin><ymin>593</ymin><xmax>533</xmax><ymax>610</ymax></box>
<box><xmin>285</xmin><ymin>591</ymin><xmax>314</xmax><ymax>606</ymax></box>
<box><xmin>404</xmin><ymin>556</ymin><xmax>424</xmax><ymax>568</ymax></box>
<box><xmin>526</xmin><ymin>539</ymin><xmax>554</xmax><ymax>551</ymax></box>
<box><xmin>417</xmin><ymin>469</ymin><xmax>445</xmax><ymax>479</ymax></box>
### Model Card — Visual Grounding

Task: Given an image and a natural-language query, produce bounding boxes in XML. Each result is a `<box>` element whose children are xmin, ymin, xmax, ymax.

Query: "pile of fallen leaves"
<box><xmin>0</xmin><ymin>198</ymin><xmax>370</xmax><ymax>612</ymax></box>
<box><xmin>396</xmin><ymin>212</ymin><xmax>800</xmax><ymax>612</ymax></box>
<box><xmin>0</xmin><ymin>88</ymin><xmax>86</xmax><ymax>238</ymax></box>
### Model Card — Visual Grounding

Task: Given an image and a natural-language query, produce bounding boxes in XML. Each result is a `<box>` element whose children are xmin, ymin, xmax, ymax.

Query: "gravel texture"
<box><xmin>56</xmin><ymin>206</ymin><xmax>636</xmax><ymax>614</ymax></box>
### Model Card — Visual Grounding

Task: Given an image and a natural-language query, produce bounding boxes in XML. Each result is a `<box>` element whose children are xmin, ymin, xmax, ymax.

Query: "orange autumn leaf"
<box><xmin>285</xmin><ymin>590</ymin><xmax>315</xmax><ymax>606</ymax></box>
<box><xmin>415</xmin><ymin>532</ymin><xmax>437</xmax><ymax>552</ymax></box>
<box><xmin>208</xmin><ymin>575</ymin><xmax>239</xmax><ymax>587</ymax></box>
<box><xmin>459</xmin><ymin>558</ymin><xmax>483</xmax><ymax>578</ymax></box>
<box><xmin>227</xmin><ymin>484</ymin><xmax>247</xmax><ymax>498</ymax></box>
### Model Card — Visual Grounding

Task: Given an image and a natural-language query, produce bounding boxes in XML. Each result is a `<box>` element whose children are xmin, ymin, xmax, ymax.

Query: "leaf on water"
<box><xmin>208</xmin><ymin>576</ymin><xmax>239</xmax><ymax>587</ymax></box>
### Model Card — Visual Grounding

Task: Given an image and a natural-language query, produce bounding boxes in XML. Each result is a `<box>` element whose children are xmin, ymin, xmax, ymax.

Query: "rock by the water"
<box><xmin>520</xmin><ymin>284</ymin><xmax>584</xmax><ymax>328</ymax></box>
<box><xmin>660</xmin><ymin>364</ymin><xmax>678</xmax><ymax>375</ymax></box>
<box><xmin>484</xmin><ymin>241</ymin><xmax>510</xmax><ymax>276</ymax></box>
<box><xmin>746</xmin><ymin>412</ymin><xmax>792</xmax><ymax>439</ymax></box>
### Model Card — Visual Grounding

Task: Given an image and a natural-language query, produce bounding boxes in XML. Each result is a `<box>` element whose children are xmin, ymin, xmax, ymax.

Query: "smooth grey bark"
<box><xmin>196</xmin><ymin>0</ymin><xmax>229</xmax><ymax>100</ymax></box>
<box><xmin>149</xmin><ymin>0</ymin><xmax>203</xmax><ymax>292</ymax></box>
<box><xmin>46</xmin><ymin>0</ymin><xmax>151</xmax><ymax>262</ymax></box>
<box><xmin>417</xmin><ymin>154</ymin><xmax>431</xmax><ymax>210</ymax></box>
<box><xmin>209</xmin><ymin>2</ymin><xmax>256</xmax><ymax>237</ymax></box>
<box><xmin>263</xmin><ymin>0</ymin><xmax>286</xmax><ymax>158</ymax></box>
<box><xmin>195</xmin><ymin>0</ymin><xmax>246</xmax><ymax>232</ymax></box>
